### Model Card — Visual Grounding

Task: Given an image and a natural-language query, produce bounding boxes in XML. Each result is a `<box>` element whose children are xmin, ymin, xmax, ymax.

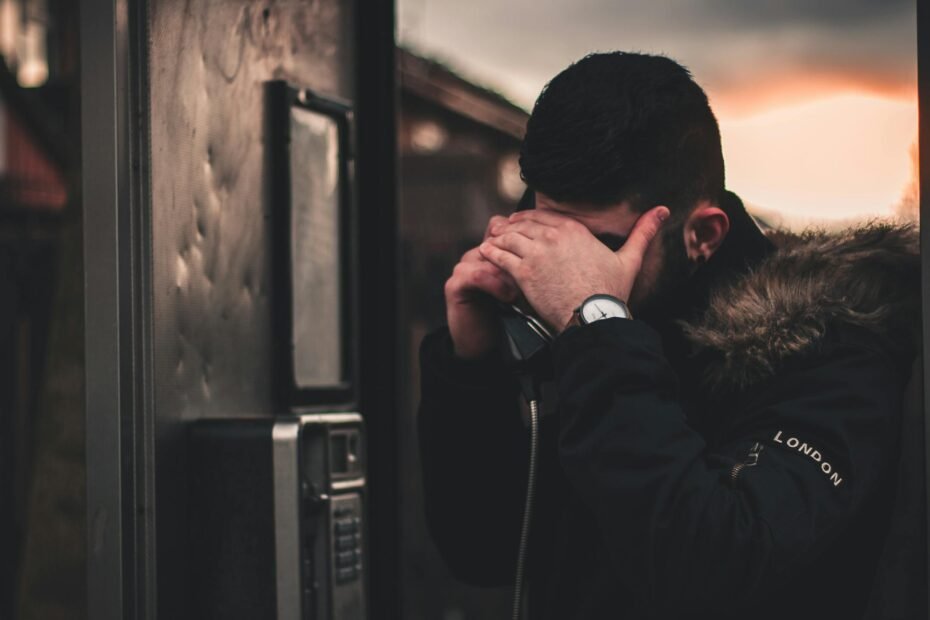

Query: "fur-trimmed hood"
<box><xmin>682</xmin><ymin>223</ymin><xmax>921</xmax><ymax>393</ymax></box>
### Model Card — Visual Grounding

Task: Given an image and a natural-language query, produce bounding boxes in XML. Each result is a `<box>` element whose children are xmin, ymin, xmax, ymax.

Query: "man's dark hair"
<box><xmin>520</xmin><ymin>52</ymin><xmax>725</xmax><ymax>213</ymax></box>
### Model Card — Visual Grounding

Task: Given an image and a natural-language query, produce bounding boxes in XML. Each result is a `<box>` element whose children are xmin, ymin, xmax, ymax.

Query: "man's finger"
<box><xmin>617</xmin><ymin>206</ymin><xmax>670</xmax><ymax>262</ymax></box>
<box><xmin>507</xmin><ymin>209</ymin><xmax>570</xmax><ymax>228</ymax></box>
<box><xmin>488</xmin><ymin>219</ymin><xmax>547</xmax><ymax>240</ymax></box>
<box><xmin>478</xmin><ymin>241</ymin><xmax>522</xmax><ymax>276</ymax></box>
<box><xmin>487</xmin><ymin>231</ymin><xmax>535</xmax><ymax>258</ymax></box>
<box><xmin>483</xmin><ymin>215</ymin><xmax>510</xmax><ymax>241</ymax></box>
<box><xmin>467</xmin><ymin>267</ymin><xmax>519</xmax><ymax>303</ymax></box>
<box><xmin>459</xmin><ymin>246</ymin><xmax>520</xmax><ymax>286</ymax></box>
<box><xmin>448</xmin><ymin>261</ymin><xmax>519</xmax><ymax>302</ymax></box>
<box><xmin>460</xmin><ymin>245</ymin><xmax>507</xmax><ymax>267</ymax></box>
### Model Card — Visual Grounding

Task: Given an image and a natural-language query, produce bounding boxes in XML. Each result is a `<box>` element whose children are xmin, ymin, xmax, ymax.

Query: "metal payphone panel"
<box><xmin>296</xmin><ymin>414</ymin><xmax>366</xmax><ymax>620</ymax></box>
<box><xmin>189</xmin><ymin>413</ymin><xmax>367</xmax><ymax>619</ymax></box>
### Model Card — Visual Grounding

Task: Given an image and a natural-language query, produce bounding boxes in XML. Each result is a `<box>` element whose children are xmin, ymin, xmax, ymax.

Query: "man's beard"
<box><xmin>631</xmin><ymin>221</ymin><xmax>694</xmax><ymax>321</ymax></box>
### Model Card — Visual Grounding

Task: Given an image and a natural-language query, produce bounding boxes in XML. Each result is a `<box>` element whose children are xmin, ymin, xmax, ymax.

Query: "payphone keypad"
<box><xmin>297</xmin><ymin>420</ymin><xmax>366</xmax><ymax>619</ymax></box>
<box><xmin>332</xmin><ymin>499</ymin><xmax>363</xmax><ymax>584</ymax></box>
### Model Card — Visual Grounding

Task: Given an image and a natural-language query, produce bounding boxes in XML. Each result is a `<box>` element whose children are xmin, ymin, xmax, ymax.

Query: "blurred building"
<box><xmin>397</xmin><ymin>47</ymin><xmax>529</xmax><ymax>619</ymax></box>
<box><xmin>0</xmin><ymin>1</ymin><xmax>82</xmax><ymax>618</ymax></box>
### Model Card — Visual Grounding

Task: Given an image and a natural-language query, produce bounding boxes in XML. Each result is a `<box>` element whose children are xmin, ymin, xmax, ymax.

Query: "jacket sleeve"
<box><xmin>553</xmin><ymin>318</ymin><xmax>903</xmax><ymax>614</ymax></box>
<box><xmin>416</xmin><ymin>327</ymin><xmax>528</xmax><ymax>586</ymax></box>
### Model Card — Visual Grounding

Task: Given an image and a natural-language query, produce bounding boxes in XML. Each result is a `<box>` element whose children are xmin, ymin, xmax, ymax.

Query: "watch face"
<box><xmin>581</xmin><ymin>296</ymin><xmax>628</xmax><ymax>323</ymax></box>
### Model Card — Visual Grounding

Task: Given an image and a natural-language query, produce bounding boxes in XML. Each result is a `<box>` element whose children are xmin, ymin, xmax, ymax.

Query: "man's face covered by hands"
<box><xmin>478</xmin><ymin>192</ymin><xmax>690</xmax><ymax>331</ymax></box>
<box><xmin>444</xmin><ymin>52</ymin><xmax>728</xmax><ymax>357</ymax></box>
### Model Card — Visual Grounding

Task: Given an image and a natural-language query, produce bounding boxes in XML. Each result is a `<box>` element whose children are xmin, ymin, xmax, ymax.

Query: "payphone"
<box><xmin>189</xmin><ymin>414</ymin><xmax>366</xmax><ymax>620</ymax></box>
<box><xmin>188</xmin><ymin>82</ymin><xmax>365</xmax><ymax>619</ymax></box>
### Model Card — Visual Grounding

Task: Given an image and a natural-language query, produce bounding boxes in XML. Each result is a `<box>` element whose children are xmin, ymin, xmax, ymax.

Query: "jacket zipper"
<box><xmin>730</xmin><ymin>441</ymin><xmax>764</xmax><ymax>484</ymax></box>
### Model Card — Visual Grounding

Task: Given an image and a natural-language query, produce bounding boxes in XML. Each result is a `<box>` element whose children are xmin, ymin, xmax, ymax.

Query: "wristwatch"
<box><xmin>565</xmin><ymin>294</ymin><xmax>632</xmax><ymax>329</ymax></box>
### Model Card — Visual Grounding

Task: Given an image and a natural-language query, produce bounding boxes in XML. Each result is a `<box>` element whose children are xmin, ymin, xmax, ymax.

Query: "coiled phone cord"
<box><xmin>512</xmin><ymin>399</ymin><xmax>540</xmax><ymax>620</ymax></box>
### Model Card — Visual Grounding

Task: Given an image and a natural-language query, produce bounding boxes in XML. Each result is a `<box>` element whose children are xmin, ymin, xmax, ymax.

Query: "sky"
<box><xmin>398</xmin><ymin>0</ymin><xmax>918</xmax><ymax>228</ymax></box>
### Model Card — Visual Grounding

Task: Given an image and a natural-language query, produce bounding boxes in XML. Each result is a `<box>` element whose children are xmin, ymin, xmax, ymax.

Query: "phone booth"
<box><xmin>81</xmin><ymin>1</ymin><xmax>397</xmax><ymax>619</ymax></box>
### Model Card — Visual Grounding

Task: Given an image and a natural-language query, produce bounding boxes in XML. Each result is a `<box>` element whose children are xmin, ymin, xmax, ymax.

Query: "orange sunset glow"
<box><xmin>718</xmin><ymin>90</ymin><xmax>917</xmax><ymax>227</ymax></box>
<box><xmin>399</xmin><ymin>0</ymin><xmax>918</xmax><ymax>229</ymax></box>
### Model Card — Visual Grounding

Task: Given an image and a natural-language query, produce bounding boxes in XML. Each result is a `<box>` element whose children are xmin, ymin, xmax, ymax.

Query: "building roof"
<box><xmin>398</xmin><ymin>47</ymin><xmax>529</xmax><ymax>140</ymax></box>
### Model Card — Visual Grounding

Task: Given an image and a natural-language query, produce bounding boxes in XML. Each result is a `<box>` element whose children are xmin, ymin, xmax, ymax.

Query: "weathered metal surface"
<box><xmin>148</xmin><ymin>0</ymin><xmax>354</xmax><ymax>613</ymax></box>
<box><xmin>150</xmin><ymin>0</ymin><xmax>352</xmax><ymax>421</ymax></box>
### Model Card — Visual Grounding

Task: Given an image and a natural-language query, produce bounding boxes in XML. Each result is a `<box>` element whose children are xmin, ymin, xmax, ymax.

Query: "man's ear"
<box><xmin>683</xmin><ymin>203</ymin><xmax>730</xmax><ymax>263</ymax></box>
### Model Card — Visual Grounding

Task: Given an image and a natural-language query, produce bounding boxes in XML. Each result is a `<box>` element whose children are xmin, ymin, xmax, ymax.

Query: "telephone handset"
<box><xmin>498</xmin><ymin>303</ymin><xmax>554</xmax><ymax>403</ymax></box>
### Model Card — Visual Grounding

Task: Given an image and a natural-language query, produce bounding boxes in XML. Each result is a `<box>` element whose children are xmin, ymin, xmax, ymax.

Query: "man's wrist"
<box><xmin>563</xmin><ymin>293</ymin><xmax>632</xmax><ymax>333</ymax></box>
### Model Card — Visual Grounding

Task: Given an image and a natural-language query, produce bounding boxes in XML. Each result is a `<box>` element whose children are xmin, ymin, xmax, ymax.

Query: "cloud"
<box><xmin>700</xmin><ymin>0</ymin><xmax>912</xmax><ymax>28</ymax></box>
<box><xmin>399</xmin><ymin>0</ymin><xmax>916</xmax><ymax>113</ymax></box>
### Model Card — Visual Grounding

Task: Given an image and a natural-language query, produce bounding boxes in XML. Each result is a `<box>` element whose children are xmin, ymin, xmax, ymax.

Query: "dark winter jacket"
<box><xmin>417</xmin><ymin>193</ymin><xmax>921</xmax><ymax>619</ymax></box>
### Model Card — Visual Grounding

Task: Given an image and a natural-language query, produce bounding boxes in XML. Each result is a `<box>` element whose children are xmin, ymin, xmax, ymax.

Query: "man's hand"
<box><xmin>479</xmin><ymin>206</ymin><xmax>669</xmax><ymax>331</ymax></box>
<box><xmin>444</xmin><ymin>215</ymin><xmax>522</xmax><ymax>359</ymax></box>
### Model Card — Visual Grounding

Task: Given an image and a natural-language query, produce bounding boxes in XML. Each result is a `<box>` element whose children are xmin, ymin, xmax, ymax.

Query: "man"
<box><xmin>417</xmin><ymin>52</ymin><xmax>920</xmax><ymax>619</ymax></box>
